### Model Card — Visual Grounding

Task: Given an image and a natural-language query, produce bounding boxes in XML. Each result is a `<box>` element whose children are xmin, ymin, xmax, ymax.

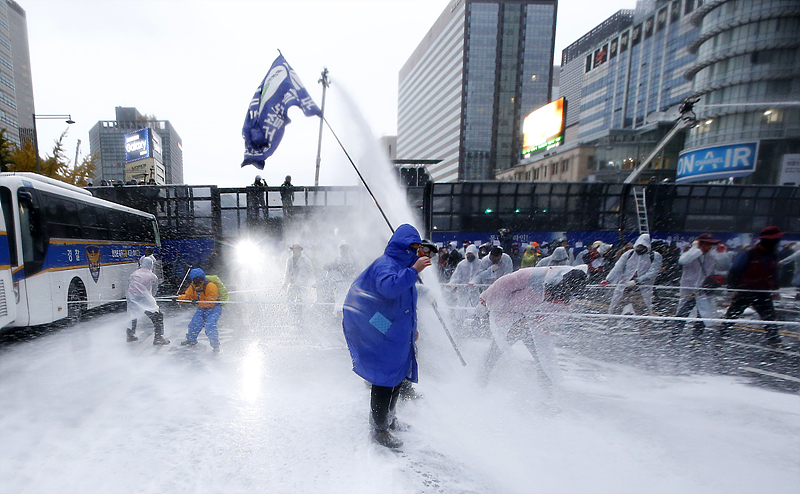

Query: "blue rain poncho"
<box><xmin>342</xmin><ymin>224</ymin><xmax>422</xmax><ymax>387</ymax></box>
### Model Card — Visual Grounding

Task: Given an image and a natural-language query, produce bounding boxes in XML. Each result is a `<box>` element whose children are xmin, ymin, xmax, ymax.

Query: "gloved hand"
<box><xmin>625</xmin><ymin>280</ymin><xmax>637</xmax><ymax>288</ymax></box>
<box><xmin>599</xmin><ymin>280</ymin><xmax>610</xmax><ymax>287</ymax></box>
<box><xmin>692</xmin><ymin>240</ymin><xmax>699</xmax><ymax>249</ymax></box>
<box><xmin>491</xmin><ymin>264</ymin><xmax>500</xmax><ymax>272</ymax></box>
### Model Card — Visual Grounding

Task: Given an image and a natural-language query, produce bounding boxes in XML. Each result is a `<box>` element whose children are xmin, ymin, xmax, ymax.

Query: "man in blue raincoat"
<box><xmin>342</xmin><ymin>224</ymin><xmax>431</xmax><ymax>449</ymax></box>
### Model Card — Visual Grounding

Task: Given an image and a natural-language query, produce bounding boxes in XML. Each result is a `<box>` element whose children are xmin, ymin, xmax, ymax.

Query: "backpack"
<box><xmin>206</xmin><ymin>274</ymin><xmax>229</xmax><ymax>302</ymax></box>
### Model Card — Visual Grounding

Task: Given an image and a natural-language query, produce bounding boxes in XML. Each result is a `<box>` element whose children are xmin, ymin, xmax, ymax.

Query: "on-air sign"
<box><xmin>676</xmin><ymin>141</ymin><xmax>758</xmax><ymax>184</ymax></box>
<box><xmin>124</xmin><ymin>128</ymin><xmax>152</xmax><ymax>163</ymax></box>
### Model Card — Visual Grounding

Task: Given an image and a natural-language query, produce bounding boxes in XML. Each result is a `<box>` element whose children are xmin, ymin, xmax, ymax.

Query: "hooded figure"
<box><xmin>448</xmin><ymin>244</ymin><xmax>483</xmax><ymax>328</ymax></box>
<box><xmin>342</xmin><ymin>224</ymin><xmax>429</xmax><ymax>449</ymax></box>
<box><xmin>520</xmin><ymin>245</ymin><xmax>539</xmax><ymax>268</ymax></box>
<box><xmin>178</xmin><ymin>267</ymin><xmax>223</xmax><ymax>351</ymax></box>
<box><xmin>126</xmin><ymin>256</ymin><xmax>168</xmax><ymax>345</ymax></box>
<box><xmin>449</xmin><ymin>244</ymin><xmax>481</xmax><ymax>287</ymax></box>
<box><xmin>321</xmin><ymin>241</ymin><xmax>358</xmax><ymax>311</ymax></box>
<box><xmin>537</xmin><ymin>246</ymin><xmax>571</xmax><ymax>267</ymax></box>
<box><xmin>603</xmin><ymin>233</ymin><xmax>662</xmax><ymax>315</ymax></box>
<box><xmin>284</xmin><ymin>244</ymin><xmax>315</xmax><ymax>300</ymax></box>
<box><xmin>479</xmin><ymin>265</ymin><xmax>588</xmax><ymax>386</ymax></box>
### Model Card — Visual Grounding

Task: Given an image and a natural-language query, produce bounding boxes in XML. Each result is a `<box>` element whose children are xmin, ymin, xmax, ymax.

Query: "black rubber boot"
<box><xmin>153</xmin><ymin>335</ymin><xmax>170</xmax><ymax>345</ymax></box>
<box><xmin>372</xmin><ymin>429</ymin><xmax>403</xmax><ymax>449</ymax></box>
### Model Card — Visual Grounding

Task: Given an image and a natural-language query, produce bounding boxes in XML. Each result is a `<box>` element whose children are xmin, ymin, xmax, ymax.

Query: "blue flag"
<box><xmin>241</xmin><ymin>54</ymin><xmax>322</xmax><ymax>169</ymax></box>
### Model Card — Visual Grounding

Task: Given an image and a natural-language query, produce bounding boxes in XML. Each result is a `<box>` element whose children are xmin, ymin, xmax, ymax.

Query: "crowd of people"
<box><xmin>433</xmin><ymin>227</ymin><xmax>794</xmax><ymax>350</ymax></box>
<box><xmin>123</xmin><ymin>224</ymin><xmax>795</xmax><ymax>450</ymax></box>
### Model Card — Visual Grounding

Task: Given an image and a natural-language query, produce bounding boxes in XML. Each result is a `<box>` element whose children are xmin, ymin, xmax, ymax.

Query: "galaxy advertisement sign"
<box><xmin>522</xmin><ymin>97</ymin><xmax>567</xmax><ymax>156</ymax></box>
<box><xmin>125</xmin><ymin>128</ymin><xmax>152</xmax><ymax>163</ymax></box>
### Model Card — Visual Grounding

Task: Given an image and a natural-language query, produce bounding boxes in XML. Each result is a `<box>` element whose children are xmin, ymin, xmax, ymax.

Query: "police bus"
<box><xmin>0</xmin><ymin>173</ymin><xmax>160</xmax><ymax>330</ymax></box>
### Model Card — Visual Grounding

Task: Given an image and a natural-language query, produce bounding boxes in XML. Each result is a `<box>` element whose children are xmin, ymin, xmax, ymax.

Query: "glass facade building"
<box><xmin>572</xmin><ymin>1</ymin><xmax>700</xmax><ymax>142</ymax></box>
<box><xmin>684</xmin><ymin>0</ymin><xmax>800</xmax><ymax>184</ymax></box>
<box><xmin>398</xmin><ymin>0</ymin><xmax>557</xmax><ymax>182</ymax></box>
<box><xmin>89</xmin><ymin>107</ymin><xmax>184</xmax><ymax>185</ymax></box>
<box><xmin>0</xmin><ymin>1</ymin><xmax>34</xmax><ymax>147</ymax></box>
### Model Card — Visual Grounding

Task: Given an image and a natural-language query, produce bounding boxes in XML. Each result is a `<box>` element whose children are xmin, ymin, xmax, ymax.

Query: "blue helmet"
<box><xmin>189</xmin><ymin>268</ymin><xmax>206</xmax><ymax>282</ymax></box>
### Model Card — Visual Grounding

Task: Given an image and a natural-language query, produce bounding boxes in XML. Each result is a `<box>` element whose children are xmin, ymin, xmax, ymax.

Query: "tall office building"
<box><xmin>0</xmin><ymin>1</ymin><xmax>35</xmax><ymax>147</ymax></box>
<box><xmin>397</xmin><ymin>0</ymin><xmax>558</xmax><ymax>182</ymax></box>
<box><xmin>683</xmin><ymin>0</ymin><xmax>800</xmax><ymax>184</ymax></box>
<box><xmin>502</xmin><ymin>2</ymin><xmax>706</xmax><ymax>183</ymax></box>
<box><xmin>507</xmin><ymin>0</ymin><xmax>799</xmax><ymax>185</ymax></box>
<box><xmin>89</xmin><ymin>107</ymin><xmax>183</xmax><ymax>184</ymax></box>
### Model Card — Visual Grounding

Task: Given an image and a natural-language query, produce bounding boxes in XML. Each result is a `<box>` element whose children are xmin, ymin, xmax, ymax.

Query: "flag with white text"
<box><xmin>241</xmin><ymin>54</ymin><xmax>322</xmax><ymax>169</ymax></box>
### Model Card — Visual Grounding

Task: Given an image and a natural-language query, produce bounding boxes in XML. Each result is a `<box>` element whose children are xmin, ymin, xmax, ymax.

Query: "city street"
<box><xmin>1</xmin><ymin>301</ymin><xmax>798</xmax><ymax>493</ymax></box>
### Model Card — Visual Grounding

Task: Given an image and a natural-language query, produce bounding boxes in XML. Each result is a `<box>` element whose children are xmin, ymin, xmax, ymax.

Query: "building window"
<box><xmin>762</xmin><ymin>110</ymin><xmax>781</xmax><ymax>124</ymax></box>
<box><xmin>551</xmin><ymin>163</ymin><xmax>558</xmax><ymax>176</ymax></box>
<box><xmin>562</xmin><ymin>159</ymin><xmax>570</xmax><ymax>173</ymax></box>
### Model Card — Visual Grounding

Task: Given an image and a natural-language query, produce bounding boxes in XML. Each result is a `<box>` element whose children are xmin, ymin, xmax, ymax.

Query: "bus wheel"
<box><xmin>67</xmin><ymin>279</ymin><xmax>87</xmax><ymax>324</ymax></box>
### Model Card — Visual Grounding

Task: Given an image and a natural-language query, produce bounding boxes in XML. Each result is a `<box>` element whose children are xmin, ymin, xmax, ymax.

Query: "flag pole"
<box><xmin>313</xmin><ymin>68</ymin><xmax>329</xmax><ymax>187</ymax></box>
<box><xmin>322</xmin><ymin>117</ymin><xmax>466</xmax><ymax>366</ymax></box>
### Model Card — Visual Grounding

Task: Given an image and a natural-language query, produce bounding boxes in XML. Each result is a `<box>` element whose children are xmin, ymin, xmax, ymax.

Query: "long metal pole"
<box><xmin>313</xmin><ymin>68</ymin><xmax>329</xmax><ymax>187</ymax></box>
<box><xmin>322</xmin><ymin>117</ymin><xmax>394</xmax><ymax>234</ymax></box>
<box><xmin>323</xmin><ymin>116</ymin><xmax>466</xmax><ymax>365</ymax></box>
<box><xmin>32</xmin><ymin>113</ymin><xmax>40</xmax><ymax>174</ymax></box>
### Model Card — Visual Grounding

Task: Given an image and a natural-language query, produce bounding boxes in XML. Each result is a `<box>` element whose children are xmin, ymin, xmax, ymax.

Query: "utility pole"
<box><xmin>74</xmin><ymin>139</ymin><xmax>81</xmax><ymax>169</ymax></box>
<box><xmin>314</xmin><ymin>68</ymin><xmax>330</xmax><ymax>187</ymax></box>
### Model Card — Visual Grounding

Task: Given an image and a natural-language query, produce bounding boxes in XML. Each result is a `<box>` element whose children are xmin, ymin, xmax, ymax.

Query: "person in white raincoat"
<box><xmin>672</xmin><ymin>233</ymin><xmax>722</xmax><ymax>339</ymax></box>
<box><xmin>284</xmin><ymin>244</ymin><xmax>315</xmax><ymax>322</ymax></box>
<box><xmin>447</xmin><ymin>244</ymin><xmax>482</xmax><ymax>331</ymax></box>
<box><xmin>470</xmin><ymin>246</ymin><xmax>513</xmax><ymax>285</ymax></box>
<box><xmin>601</xmin><ymin>233</ymin><xmax>662</xmax><ymax>316</ymax></box>
<box><xmin>126</xmin><ymin>256</ymin><xmax>169</xmax><ymax>345</ymax></box>
<box><xmin>478</xmin><ymin>265</ymin><xmax>588</xmax><ymax>386</ymax></box>
<box><xmin>537</xmin><ymin>246</ymin><xmax>571</xmax><ymax>267</ymax></box>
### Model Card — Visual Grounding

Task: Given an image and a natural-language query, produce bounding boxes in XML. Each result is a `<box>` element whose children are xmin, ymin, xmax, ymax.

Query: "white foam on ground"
<box><xmin>0</xmin><ymin>306</ymin><xmax>798</xmax><ymax>493</ymax></box>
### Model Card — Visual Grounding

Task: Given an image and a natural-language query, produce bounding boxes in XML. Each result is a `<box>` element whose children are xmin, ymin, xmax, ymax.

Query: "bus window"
<box><xmin>152</xmin><ymin>218</ymin><xmax>161</xmax><ymax>248</ymax></box>
<box><xmin>78</xmin><ymin>203</ymin><xmax>109</xmax><ymax>240</ymax></box>
<box><xmin>18</xmin><ymin>190</ymin><xmax>47</xmax><ymax>276</ymax></box>
<box><xmin>0</xmin><ymin>187</ymin><xmax>18</xmax><ymax>267</ymax></box>
<box><xmin>42</xmin><ymin>194</ymin><xmax>80</xmax><ymax>239</ymax></box>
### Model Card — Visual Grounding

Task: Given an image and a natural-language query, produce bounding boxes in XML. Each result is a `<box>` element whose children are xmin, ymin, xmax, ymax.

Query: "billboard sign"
<box><xmin>676</xmin><ymin>141</ymin><xmax>759</xmax><ymax>183</ymax></box>
<box><xmin>778</xmin><ymin>154</ymin><xmax>800</xmax><ymax>185</ymax></box>
<box><xmin>150</xmin><ymin>128</ymin><xmax>163</xmax><ymax>163</ymax></box>
<box><xmin>125</xmin><ymin>128</ymin><xmax>151</xmax><ymax>163</ymax></box>
<box><xmin>522</xmin><ymin>97</ymin><xmax>566</xmax><ymax>157</ymax></box>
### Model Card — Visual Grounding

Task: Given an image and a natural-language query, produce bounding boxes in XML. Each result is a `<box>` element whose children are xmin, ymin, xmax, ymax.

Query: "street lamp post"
<box><xmin>32</xmin><ymin>113</ymin><xmax>75</xmax><ymax>174</ymax></box>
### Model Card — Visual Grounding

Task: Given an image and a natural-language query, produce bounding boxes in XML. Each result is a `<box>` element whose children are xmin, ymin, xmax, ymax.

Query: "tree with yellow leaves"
<box><xmin>4</xmin><ymin>130</ymin><xmax>96</xmax><ymax>186</ymax></box>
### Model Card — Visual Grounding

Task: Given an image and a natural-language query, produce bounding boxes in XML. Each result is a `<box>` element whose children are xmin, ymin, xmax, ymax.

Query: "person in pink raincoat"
<box><xmin>479</xmin><ymin>265</ymin><xmax>588</xmax><ymax>386</ymax></box>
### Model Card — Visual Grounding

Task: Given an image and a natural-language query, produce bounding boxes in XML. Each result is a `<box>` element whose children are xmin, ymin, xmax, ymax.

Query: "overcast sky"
<box><xmin>24</xmin><ymin>0</ymin><xmax>632</xmax><ymax>187</ymax></box>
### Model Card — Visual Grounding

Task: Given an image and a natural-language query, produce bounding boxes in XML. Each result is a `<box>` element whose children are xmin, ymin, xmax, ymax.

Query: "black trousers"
<box><xmin>370</xmin><ymin>384</ymin><xmax>401</xmax><ymax>432</ymax></box>
<box><xmin>129</xmin><ymin>311</ymin><xmax>164</xmax><ymax>337</ymax></box>
<box><xmin>721</xmin><ymin>292</ymin><xmax>780</xmax><ymax>343</ymax></box>
<box><xmin>673</xmin><ymin>296</ymin><xmax>706</xmax><ymax>338</ymax></box>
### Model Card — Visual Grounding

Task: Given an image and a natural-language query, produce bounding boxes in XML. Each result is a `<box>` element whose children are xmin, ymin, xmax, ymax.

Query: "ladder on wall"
<box><xmin>633</xmin><ymin>187</ymin><xmax>650</xmax><ymax>235</ymax></box>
